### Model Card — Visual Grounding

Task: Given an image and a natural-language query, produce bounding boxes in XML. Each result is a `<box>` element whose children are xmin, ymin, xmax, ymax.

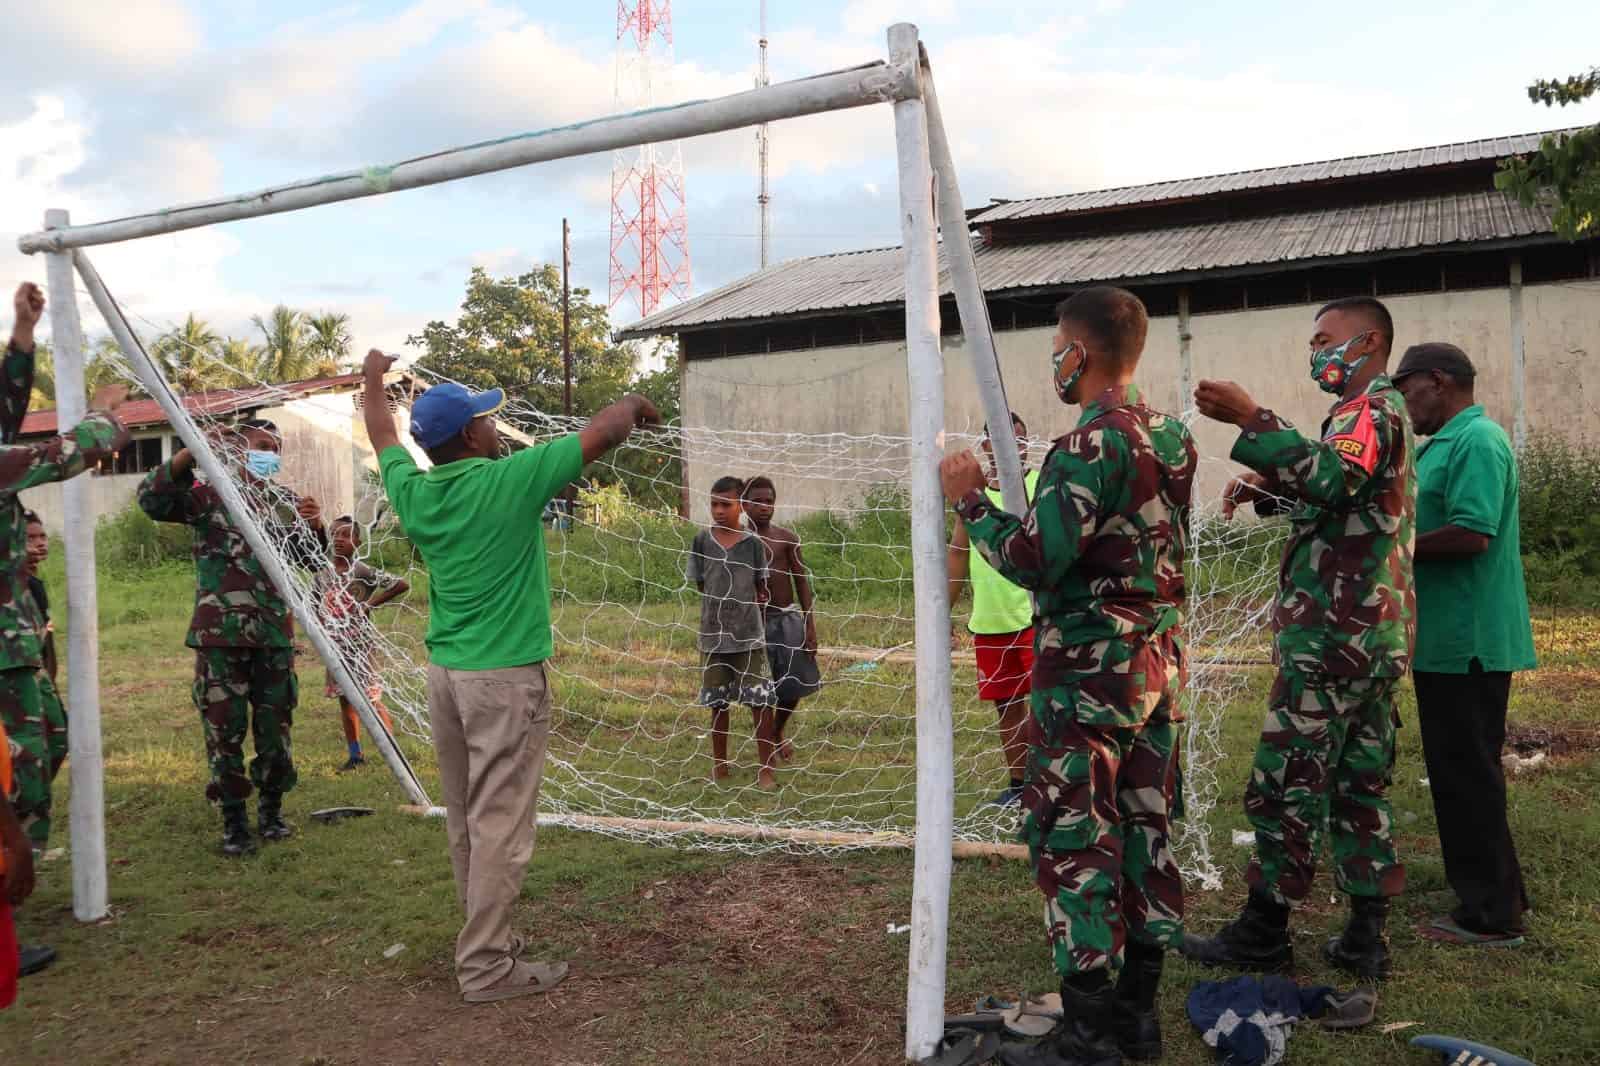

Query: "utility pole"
<box><xmin>757</xmin><ymin>0</ymin><xmax>771</xmax><ymax>269</ymax></box>
<box><xmin>562</xmin><ymin>217</ymin><xmax>572</xmax><ymax>416</ymax></box>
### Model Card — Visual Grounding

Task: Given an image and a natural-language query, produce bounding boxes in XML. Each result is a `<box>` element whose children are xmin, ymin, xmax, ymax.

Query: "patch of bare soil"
<box><xmin>29</xmin><ymin>860</ymin><xmax>906</xmax><ymax>1066</ymax></box>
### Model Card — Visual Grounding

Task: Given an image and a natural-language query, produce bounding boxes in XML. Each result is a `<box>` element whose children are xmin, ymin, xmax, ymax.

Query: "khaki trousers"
<box><xmin>426</xmin><ymin>661</ymin><xmax>552</xmax><ymax>993</ymax></box>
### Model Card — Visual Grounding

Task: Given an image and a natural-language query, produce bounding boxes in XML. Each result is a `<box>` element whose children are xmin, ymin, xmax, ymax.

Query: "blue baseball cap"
<box><xmin>410</xmin><ymin>383</ymin><xmax>506</xmax><ymax>448</ymax></box>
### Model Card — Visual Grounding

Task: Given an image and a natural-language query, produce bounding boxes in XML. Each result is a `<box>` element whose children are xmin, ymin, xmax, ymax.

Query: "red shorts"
<box><xmin>973</xmin><ymin>628</ymin><xmax>1035</xmax><ymax>702</ymax></box>
<box><xmin>0</xmin><ymin>901</ymin><xmax>15</xmax><ymax>1009</ymax></box>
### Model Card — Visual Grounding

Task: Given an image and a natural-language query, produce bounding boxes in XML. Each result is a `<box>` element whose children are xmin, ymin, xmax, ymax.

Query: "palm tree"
<box><xmin>216</xmin><ymin>337</ymin><xmax>265</xmax><ymax>385</ymax></box>
<box><xmin>252</xmin><ymin>305</ymin><xmax>312</xmax><ymax>383</ymax></box>
<box><xmin>152</xmin><ymin>314</ymin><xmax>224</xmax><ymax>393</ymax></box>
<box><xmin>305</xmin><ymin>311</ymin><xmax>352</xmax><ymax>375</ymax></box>
<box><xmin>85</xmin><ymin>335</ymin><xmax>141</xmax><ymax>399</ymax></box>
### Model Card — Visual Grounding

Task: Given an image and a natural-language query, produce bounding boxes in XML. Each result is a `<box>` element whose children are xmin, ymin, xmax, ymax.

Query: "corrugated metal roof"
<box><xmin>620</xmin><ymin>190</ymin><xmax>1553</xmax><ymax>337</ymax></box>
<box><xmin>968</xmin><ymin>128</ymin><xmax>1581</xmax><ymax>224</ymax></box>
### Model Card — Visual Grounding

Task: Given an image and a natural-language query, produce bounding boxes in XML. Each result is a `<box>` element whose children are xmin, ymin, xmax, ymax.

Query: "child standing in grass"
<box><xmin>739</xmin><ymin>477</ymin><xmax>820</xmax><ymax>763</ymax></box>
<box><xmin>687</xmin><ymin>477</ymin><xmax>779</xmax><ymax>789</ymax></box>
<box><xmin>315</xmin><ymin>516</ymin><xmax>410</xmax><ymax>771</ymax></box>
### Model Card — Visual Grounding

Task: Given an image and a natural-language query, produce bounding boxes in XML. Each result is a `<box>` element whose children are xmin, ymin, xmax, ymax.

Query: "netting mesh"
<box><xmin>91</xmin><ymin>296</ymin><xmax>1280</xmax><ymax>888</ymax></box>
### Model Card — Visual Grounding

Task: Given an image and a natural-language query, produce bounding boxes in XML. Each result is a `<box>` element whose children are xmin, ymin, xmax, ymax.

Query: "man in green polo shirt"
<box><xmin>1393</xmin><ymin>342</ymin><xmax>1536</xmax><ymax>948</ymax></box>
<box><xmin>362</xmin><ymin>349</ymin><xmax>658</xmax><ymax>1003</ymax></box>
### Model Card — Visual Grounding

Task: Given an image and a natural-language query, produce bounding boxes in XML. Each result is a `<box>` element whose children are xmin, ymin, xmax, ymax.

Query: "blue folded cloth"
<box><xmin>1186</xmin><ymin>975</ymin><xmax>1334</xmax><ymax>1066</ymax></box>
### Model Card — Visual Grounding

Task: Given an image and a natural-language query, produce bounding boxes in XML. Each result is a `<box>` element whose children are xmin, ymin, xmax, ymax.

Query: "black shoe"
<box><xmin>338</xmin><ymin>754</ymin><xmax>366</xmax><ymax>772</ymax></box>
<box><xmin>1112</xmin><ymin>942</ymin><xmax>1163</xmax><ymax>1061</ymax></box>
<box><xmin>1323</xmin><ymin>895</ymin><xmax>1391</xmax><ymax>981</ymax></box>
<box><xmin>18</xmin><ymin>943</ymin><xmax>56</xmax><ymax>977</ymax></box>
<box><xmin>1179</xmin><ymin>887</ymin><xmax>1294</xmax><ymax>972</ymax></box>
<box><xmin>996</xmin><ymin>977</ymin><xmax>1122</xmax><ymax>1066</ymax></box>
<box><xmin>221</xmin><ymin>807</ymin><xmax>256</xmax><ymax>857</ymax></box>
<box><xmin>258</xmin><ymin>793</ymin><xmax>293</xmax><ymax>842</ymax></box>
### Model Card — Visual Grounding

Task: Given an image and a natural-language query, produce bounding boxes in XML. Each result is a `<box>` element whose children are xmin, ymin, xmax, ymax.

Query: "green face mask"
<box><xmin>1052</xmin><ymin>341</ymin><xmax>1087</xmax><ymax>404</ymax></box>
<box><xmin>1309</xmin><ymin>331</ymin><xmax>1372</xmax><ymax>395</ymax></box>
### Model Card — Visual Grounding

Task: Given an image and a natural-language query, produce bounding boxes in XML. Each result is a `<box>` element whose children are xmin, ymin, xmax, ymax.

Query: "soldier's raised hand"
<box><xmin>939</xmin><ymin>450</ymin><xmax>986</xmax><ymax>504</ymax></box>
<box><xmin>90</xmin><ymin>383</ymin><xmax>130</xmax><ymax>413</ymax></box>
<box><xmin>13</xmin><ymin>282</ymin><xmax>44</xmax><ymax>329</ymax></box>
<box><xmin>297</xmin><ymin>495</ymin><xmax>324</xmax><ymax>529</ymax></box>
<box><xmin>1194</xmin><ymin>380</ymin><xmax>1261</xmax><ymax>427</ymax></box>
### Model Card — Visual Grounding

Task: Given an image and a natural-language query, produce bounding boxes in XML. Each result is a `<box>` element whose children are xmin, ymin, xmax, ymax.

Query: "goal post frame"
<box><xmin>20</xmin><ymin>22</ymin><xmax>1028</xmax><ymax>1062</ymax></box>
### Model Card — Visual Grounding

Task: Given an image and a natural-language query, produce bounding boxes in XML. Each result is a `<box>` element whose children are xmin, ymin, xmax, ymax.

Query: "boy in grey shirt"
<box><xmin>687</xmin><ymin>477</ymin><xmax>778</xmax><ymax>789</ymax></box>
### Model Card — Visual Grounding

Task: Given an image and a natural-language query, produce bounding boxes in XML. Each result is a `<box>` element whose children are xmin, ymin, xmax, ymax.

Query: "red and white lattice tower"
<box><xmin>609</xmin><ymin>1</ymin><xmax>691</xmax><ymax>317</ymax></box>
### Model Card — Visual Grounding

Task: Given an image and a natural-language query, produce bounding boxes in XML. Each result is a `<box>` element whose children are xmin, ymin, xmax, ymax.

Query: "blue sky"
<box><xmin>5</xmin><ymin>0</ymin><xmax>1599</xmax><ymax>358</ymax></box>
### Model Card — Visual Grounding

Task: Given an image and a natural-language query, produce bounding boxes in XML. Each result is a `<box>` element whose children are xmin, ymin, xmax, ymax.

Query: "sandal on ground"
<box><xmin>1419</xmin><ymin>915</ymin><xmax>1525</xmax><ymax>948</ymax></box>
<box><xmin>1319</xmin><ymin>987</ymin><xmax>1378</xmax><ymax>1029</ymax></box>
<box><xmin>462</xmin><ymin>959</ymin><xmax>569</xmax><ymax>1003</ymax></box>
<box><xmin>921</xmin><ymin>1029</ymin><xmax>1002</xmax><ymax>1066</ymax></box>
<box><xmin>1002</xmin><ymin>993</ymin><xmax>1063</xmax><ymax>1038</ymax></box>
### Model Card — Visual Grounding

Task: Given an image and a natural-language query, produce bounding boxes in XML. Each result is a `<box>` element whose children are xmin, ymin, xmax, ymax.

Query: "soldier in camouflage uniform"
<box><xmin>1183</xmin><ymin>296</ymin><xmax>1415</xmax><ymax>982</ymax></box>
<box><xmin>1</xmin><ymin>281</ymin><xmax>130</xmax><ymax>976</ymax></box>
<box><xmin>943</xmin><ymin>286</ymin><xmax>1197</xmax><ymax>1066</ymax></box>
<box><xmin>139</xmin><ymin>418</ymin><xmax>328</xmax><ymax>856</ymax></box>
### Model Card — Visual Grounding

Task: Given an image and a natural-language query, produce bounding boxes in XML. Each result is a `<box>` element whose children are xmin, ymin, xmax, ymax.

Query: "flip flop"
<box><xmin>1002</xmin><ymin>994</ymin><xmax>1063</xmax><ymax>1038</ymax></box>
<box><xmin>944</xmin><ymin>1013</ymin><xmax>1008</xmax><ymax>1034</ymax></box>
<box><xmin>1419</xmin><ymin>915</ymin><xmax>1526</xmax><ymax>948</ymax></box>
<box><xmin>309</xmin><ymin>806</ymin><xmax>376</xmax><ymax>824</ymax></box>
<box><xmin>1410</xmin><ymin>1034</ymin><xmax>1536</xmax><ymax>1066</ymax></box>
<box><xmin>974</xmin><ymin>994</ymin><xmax>1017</xmax><ymax>1015</ymax></box>
<box><xmin>1318</xmin><ymin>987</ymin><xmax>1378</xmax><ymax>1029</ymax></box>
<box><xmin>921</xmin><ymin>1029</ymin><xmax>1001</xmax><ymax>1066</ymax></box>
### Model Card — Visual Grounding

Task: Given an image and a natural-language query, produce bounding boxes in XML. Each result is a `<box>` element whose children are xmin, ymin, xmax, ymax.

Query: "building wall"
<box><xmin>681</xmin><ymin>278</ymin><xmax>1600</xmax><ymax>520</ymax></box>
<box><xmin>20</xmin><ymin>430</ymin><xmax>172</xmax><ymax>536</ymax></box>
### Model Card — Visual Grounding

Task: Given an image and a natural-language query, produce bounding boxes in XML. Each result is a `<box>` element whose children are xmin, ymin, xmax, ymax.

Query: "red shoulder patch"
<box><xmin>1324</xmin><ymin>397</ymin><xmax>1380</xmax><ymax>475</ymax></box>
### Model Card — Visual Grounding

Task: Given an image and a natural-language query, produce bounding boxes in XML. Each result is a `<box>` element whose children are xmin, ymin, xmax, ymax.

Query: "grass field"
<box><xmin>2</xmin><ymin>557</ymin><xmax>1599</xmax><ymax>1065</ymax></box>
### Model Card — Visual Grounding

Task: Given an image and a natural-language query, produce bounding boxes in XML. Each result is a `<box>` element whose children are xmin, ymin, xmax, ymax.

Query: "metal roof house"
<box><xmin>622</xmin><ymin>128</ymin><xmax>1598</xmax><ymax>520</ymax></box>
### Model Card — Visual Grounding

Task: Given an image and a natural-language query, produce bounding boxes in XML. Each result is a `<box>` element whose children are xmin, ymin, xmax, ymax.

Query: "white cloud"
<box><xmin>30</xmin><ymin>0</ymin><xmax>199</xmax><ymax>77</ymax></box>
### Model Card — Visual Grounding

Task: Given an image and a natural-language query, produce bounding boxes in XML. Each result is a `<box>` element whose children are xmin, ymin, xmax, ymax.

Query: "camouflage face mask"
<box><xmin>1052</xmin><ymin>341</ymin><xmax>1088</xmax><ymax>404</ymax></box>
<box><xmin>1309</xmin><ymin>331</ymin><xmax>1372</xmax><ymax>395</ymax></box>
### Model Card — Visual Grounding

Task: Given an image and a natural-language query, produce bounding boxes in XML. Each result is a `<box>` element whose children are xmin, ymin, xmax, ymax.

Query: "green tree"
<box><xmin>27</xmin><ymin>341</ymin><xmax>55</xmax><ymax>411</ymax></box>
<box><xmin>253</xmin><ymin>304</ymin><xmax>321</xmax><ymax>383</ymax></box>
<box><xmin>306</xmin><ymin>311</ymin><xmax>353</xmax><ymax>373</ymax></box>
<box><xmin>216</xmin><ymin>337</ymin><xmax>265</xmax><ymax>386</ymax></box>
<box><xmin>1496</xmin><ymin>66</ymin><xmax>1600</xmax><ymax>240</ymax></box>
<box><xmin>153</xmin><ymin>314</ymin><xmax>226</xmax><ymax>393</ymax></box>
<box><xmin>601</xmin><ymin>349</ymin><xmax>683</xmax><ymax>513</ymax></box>
<box><xmin>407</xmin><ymin>265</ymin><xmax>634</xmax><ymax>415</ymax></box>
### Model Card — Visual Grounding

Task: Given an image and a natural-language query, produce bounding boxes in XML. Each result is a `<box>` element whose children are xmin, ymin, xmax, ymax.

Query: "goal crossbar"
<box><xmin>17</xmin><ymin>61</ymin><xmax>917</xmax><ymax>254</ymax></box>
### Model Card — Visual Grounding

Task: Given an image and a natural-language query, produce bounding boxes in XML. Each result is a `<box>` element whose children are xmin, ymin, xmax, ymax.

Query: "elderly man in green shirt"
<box><xmin>362</xmin><ymin>350</ymin><xmax>658</xmax><ymax>1003</ymax></box>
<box><xmin>1393</xmin><ymin>342</ymin><xmax>1536</xmax><ymax>948</ymax></box>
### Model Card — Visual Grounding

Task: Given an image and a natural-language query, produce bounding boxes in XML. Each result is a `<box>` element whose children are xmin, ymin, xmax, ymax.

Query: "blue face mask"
<box><xmin>245</xmin><ymin>450</ymin><xmax>281</xmax><ymax>479</ymax></box>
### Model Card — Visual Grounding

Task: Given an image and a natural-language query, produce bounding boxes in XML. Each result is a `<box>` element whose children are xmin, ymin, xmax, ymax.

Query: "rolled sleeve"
<box><xmin>1444</xmin><ymin>427</ymin><xmax>1509</xmax><ymax>537</ymax></box>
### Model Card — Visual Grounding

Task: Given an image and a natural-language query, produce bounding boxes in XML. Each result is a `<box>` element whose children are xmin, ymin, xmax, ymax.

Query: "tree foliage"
<box><xmin>1495</xmin><ymin>66</ymin><xmax>1600</xmax><ymax>240</ymax></box>
<box><xmin>407</xmin><ymin>266</ymin><xmax>635</xmax><ymax>416</ymax></box>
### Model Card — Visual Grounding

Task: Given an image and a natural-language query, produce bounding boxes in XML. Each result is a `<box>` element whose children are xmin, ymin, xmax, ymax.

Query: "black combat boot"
<box><xmin>997</xmin><ymin>973</ymin><xmax>1122</xmax><ymax>1066</ymax></box>
<box><xmin>221</xmin><ymin>805</ymin><xmax>256</xmax><ymax>857</ymax></box>
<box><xmin>1179</xmin><ymin>887</ymin><xmax>1293</xmax><ymax>972</ymax></box>
<box><xmin>1323</xmin><ymin>895</ymin><xmax>1391</xmax><ymax>981</ymax></box>
<box><xmin>257</xmin><ymin>792</ymin><xmax>293</xmax><ymax>842</ymax></box>
<box><xmin>1111</xmin><ymin>941</ymin><xmax>1164</xmax><ymax>1061</ymax></box>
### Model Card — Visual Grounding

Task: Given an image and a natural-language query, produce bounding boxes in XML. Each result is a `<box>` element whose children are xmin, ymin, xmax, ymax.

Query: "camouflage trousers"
<box><xmin>0</xmin><ymin>667</ymin><xmax>68</xmax><ymax>847</ymax></box>
<box><xmin>1019</xmin><ymin>684</ymin><xmax>1184</xmax><ymax>979</ymax></box>
<box><xmin>193</xmin><ymin>648</ymin><xmax>298</xmax><ymax>811</ymax></box>
<box><xmin>1244</xmin><ymin>666</ymin><xmax>1405</xmax><ymax>905</ymax></box>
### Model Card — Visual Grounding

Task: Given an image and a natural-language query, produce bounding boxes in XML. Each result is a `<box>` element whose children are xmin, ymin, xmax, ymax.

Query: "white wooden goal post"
<box><xmin>19</xmin><ymin>23</ymin><xmax>1027</xmax><ymax>1060</ymax></box>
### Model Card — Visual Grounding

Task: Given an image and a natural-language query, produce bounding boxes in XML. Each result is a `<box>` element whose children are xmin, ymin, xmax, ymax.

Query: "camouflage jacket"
<box><xmin>0</xmin><ymin>411</ymin><xmax>127</xmax><ymax>671</ymax></box>
<box><xmin>1233</xmin><ymin>374</ymin><xmax>1416</xmax><ymax>678</ymax></box>
<box><xmin>138</xmin><ymin>459</ymin><xmax>328</xmax><ymax>649</ymax></box>
<box><xmin>960</xmin><ymin>384</ymin><xmax>1197</xmax><ymax>728</ymax></box>
<box><xmin>2</xmin><ymin>342</ymin><xmax>35</xmax><ymax>446</ymax></box>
